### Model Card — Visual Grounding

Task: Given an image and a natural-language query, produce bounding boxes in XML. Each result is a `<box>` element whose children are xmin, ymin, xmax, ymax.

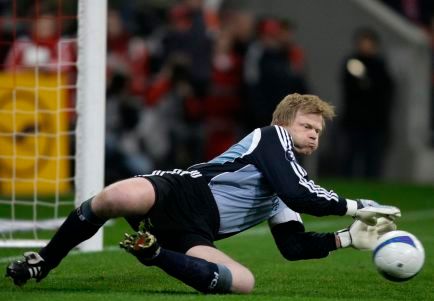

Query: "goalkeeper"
<box><xmin>6</xmin><ymin>93</ymin><xmax>400</xmax><ymax>294</ymax></box>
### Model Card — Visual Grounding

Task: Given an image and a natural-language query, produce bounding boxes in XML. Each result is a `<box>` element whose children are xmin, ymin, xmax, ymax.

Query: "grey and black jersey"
<box><xmin>188</xmin><ymin>125</ymin><xmax>347</xmax><ymax>237</ymax></box>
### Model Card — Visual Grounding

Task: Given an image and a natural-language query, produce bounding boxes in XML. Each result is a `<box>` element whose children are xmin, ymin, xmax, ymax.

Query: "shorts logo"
<box><xmin>137</xmin><ymin>169</ymin><xmax>202</xmax><ymax>178</ymax></box>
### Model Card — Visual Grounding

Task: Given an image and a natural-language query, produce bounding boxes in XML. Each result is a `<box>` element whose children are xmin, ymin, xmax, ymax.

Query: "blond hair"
<box><xmin>271</xmin><ymin>93</ymin><xmax>336</xmax><ymax>126</ymax></box>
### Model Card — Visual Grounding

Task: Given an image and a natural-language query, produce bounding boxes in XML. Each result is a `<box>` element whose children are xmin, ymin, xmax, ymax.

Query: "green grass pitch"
<box><xmin>0</xmin><ymin>179</ymin><xmax>433</xmax><ymax>300</ymax></box>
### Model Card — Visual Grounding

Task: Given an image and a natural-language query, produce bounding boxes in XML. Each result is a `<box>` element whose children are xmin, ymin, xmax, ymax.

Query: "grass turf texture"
<box><xmin>0</xmin><ymin>179</ymin><xmax>433</xmax><ymax>300</ymax></box>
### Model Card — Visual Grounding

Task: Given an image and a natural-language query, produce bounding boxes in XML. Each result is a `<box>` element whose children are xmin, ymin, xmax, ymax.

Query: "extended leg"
<box><xmin>5</xmin><ymin>198</ymin><xmax>105</xmax><ymax>286</ymax></box>
<box><xmin>121</xmin><ymin>229</ymin><xmax>254</xmax><ymax>294</ymax></box>
<box><xmin>6</xmin><ymin>177</ymin><xmax>156</xmax><ymax>286</ymax></box>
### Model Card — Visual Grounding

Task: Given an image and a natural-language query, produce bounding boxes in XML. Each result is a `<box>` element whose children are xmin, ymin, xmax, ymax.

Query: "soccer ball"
<box><xmin>373</xmin><ymin>230</ymin><xmax>425</xmax><ymax>282</ymax></box>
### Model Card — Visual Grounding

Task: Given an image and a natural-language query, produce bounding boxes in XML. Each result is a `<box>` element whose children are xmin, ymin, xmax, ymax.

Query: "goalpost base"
<box><xmin>0</xmin><ymin>240</ymin><xmax>48</xmax><ymax>248</ymax></box>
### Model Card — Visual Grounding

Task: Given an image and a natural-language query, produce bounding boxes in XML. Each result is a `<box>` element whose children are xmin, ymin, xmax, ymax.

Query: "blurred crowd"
<box><xmin>0</xmin><ymin>0</ymin><xmax>310</xmax><ymax>184</ymax></box>
<box><xmin>0</xmin><ymin>0</ymin><xmax>432</xmax><ymax>184</ymax></box>
<box><xmin>101</xmin><ymin>0</ymin><xmax>310</xmax><ymax>183</ymax></box>
<box><xmin>102</xmin><ymin>0</ymin><xmax>312</xmax><ymax>183</ymax></box>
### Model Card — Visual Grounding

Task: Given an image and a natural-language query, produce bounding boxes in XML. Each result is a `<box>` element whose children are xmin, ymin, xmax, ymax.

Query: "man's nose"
<box><xmin>310</xmin><ymin>131</ymin><xmax>318</xmax><ymax>140</ymax></box>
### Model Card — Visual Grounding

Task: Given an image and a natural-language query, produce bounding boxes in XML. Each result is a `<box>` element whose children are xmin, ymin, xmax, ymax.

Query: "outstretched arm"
<box><xmin>271</xmin><ymin>217</ymin><xmax>397</xmax><ymax>261</ymax></box>
<box><xmin>269</xmin><ymin>204</ymin><xmax>398</xmax><ymax>261</ymax></box>
<box><xmin>270</xmin><ymin>221</ymin><xmax>338</xmax><ymax>261</ymax></box>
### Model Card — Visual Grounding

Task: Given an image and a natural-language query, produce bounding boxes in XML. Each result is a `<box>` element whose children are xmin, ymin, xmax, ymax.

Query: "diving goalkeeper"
<box><xmin>6</xmin><ymin>93</ymin><xmax>400</xmax><ymax>294</ymax></box>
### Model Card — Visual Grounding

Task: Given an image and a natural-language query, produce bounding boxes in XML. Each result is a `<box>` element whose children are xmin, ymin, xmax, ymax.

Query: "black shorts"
<box><xmin>129</xmin><ymin>170</ymin><xmax>220</xmax><ymax>253</ymax></box>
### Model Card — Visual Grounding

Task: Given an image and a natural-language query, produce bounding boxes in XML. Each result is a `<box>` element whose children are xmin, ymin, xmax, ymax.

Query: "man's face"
<box><xmin>284</xmin><ymin>111</ymin><xmax>323</xmax><ymax>156</ymax></box>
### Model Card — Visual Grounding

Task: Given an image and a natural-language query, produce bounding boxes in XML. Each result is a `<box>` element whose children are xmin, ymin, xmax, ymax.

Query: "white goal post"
<box><xmin>0</xmin><ymin>0</ymin><xmax>107</xmax><ymax>251</ymax></box>
<box><xmin>75</xmin><ymin>0</ymin><xmax>107</xmax><ymax>252</ymax></box>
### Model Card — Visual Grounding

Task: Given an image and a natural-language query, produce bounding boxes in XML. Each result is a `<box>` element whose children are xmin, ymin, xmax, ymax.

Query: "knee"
<box><xmin>231</xmin><ymin>267</ymin><xmax>255</xmax><ymax>294</ymax></box>
<box><xmin>205</xmin><ymin>264</ymin><xmax>254</xmax><ymax>294</ymax></box>
<box><xmin>91</xmin><ymin>185</ymin><xmax>123</xmax><ymax>217</ymax></box>
<box><xmin>239</xmin><ymin>270</ymin><xmax>255</xmax><ymax>294</ymax></box>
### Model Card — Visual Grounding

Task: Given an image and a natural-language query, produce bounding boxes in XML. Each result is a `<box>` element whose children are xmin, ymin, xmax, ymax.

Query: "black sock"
<box><xmin>39</xmin><ymin>198</ymin><xmax>107</xmax><ymax>269</ymax></box>
<box><xmin>145</xmin><ymin>248</ymin><xmax>232</xmax><ymax>294</ymax></box>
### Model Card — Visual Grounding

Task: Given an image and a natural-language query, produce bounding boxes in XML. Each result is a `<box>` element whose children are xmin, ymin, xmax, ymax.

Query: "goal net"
<box><xmin>0</xmin><ymin>0</ymin><xmax>106</xmax><ymax>251</ymax></box>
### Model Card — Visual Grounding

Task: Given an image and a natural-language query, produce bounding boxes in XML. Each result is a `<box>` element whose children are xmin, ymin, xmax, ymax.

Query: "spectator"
<box><xmin>219</xmin><ymin>9</ymin><xmax>255</xmax><ymax>134</ymax></box>
<box><xmin>244</xmin><ymin>18</ymin><xmax>307</xmax><ymax>130</ymax></box>
<box><xmin>4</xmin><ymin>10</ymin><xmax>75</xmax><ymax>73</ymax></box>
<box><xmin>203</xmin><ymin>28</ymin><xmax>243</xmax><ymax>159</ymax></box>
<box><xmin>221</xmin><ymin>9</ymin><xmax>255</xmax><ymax>59</ymax></box>
<box><xmin>279</xmin><ymin>19</ymin><xmax>306</xmax><ymax>77</ymax></box>
<box><xmin>105</xmin><ymin>8</ymin><xmax>154</xmax><ymax>184</ymax></box>
<box><xmin>339</xmin><ymin>27</ymin><xmax>394</xmax><ymax>178</ymax></box>
<box><xmin>160</xmin><ymin>0</ymin><xmax>213</xmax><ymax>98</ymax></box>
<box><xmin>138</xmin><ymin>54</ymin><xmax>201</xmax><ymax>169</ymax></box>
<box><xmin>106</xmin><ymin>8</ymin><xmax>149</xmax><ymax>99</ymax></box>
<box><xmin>105</xmin><ymin>72</ymin><xmax>154</xmax><ymax>185</ymax></box>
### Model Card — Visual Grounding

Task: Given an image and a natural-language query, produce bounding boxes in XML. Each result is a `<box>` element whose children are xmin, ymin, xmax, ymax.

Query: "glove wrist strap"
<box><xmin>336</xmin><ymin>230</ymin><xmax>352</xmax><ymax>248</ymax></box>
<box><xmin>345</xmin><ymin>199</ymin><xmax>358</xmax><ymax>216</ymax></box>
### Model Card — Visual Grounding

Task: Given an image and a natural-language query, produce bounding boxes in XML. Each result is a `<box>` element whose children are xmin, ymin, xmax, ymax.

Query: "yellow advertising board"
<box><xmin>0</xmin><ymin>72</ymin><xmax>71</xmax><ymax>195</ymax></box>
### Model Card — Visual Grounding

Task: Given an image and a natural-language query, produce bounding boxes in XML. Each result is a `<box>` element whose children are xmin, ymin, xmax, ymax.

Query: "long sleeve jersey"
<box><xmin>189</xmin><ymin>125</ymin><xmax>349</xmax><ymax>237</ymax></box>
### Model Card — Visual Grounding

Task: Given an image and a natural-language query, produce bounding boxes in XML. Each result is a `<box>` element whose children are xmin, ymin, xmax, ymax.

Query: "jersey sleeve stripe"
<box><xmin>242</xmin><ymin>128</ymin><xmax>261</xmax><ymax>157</ymax></box>
<box><xmin>292</xmin><ymin>161</ymin><xmax>308</xmax><ymax>177</ymax></box>
<box><xmin>290</xmin><ymin>161</ymin><xmax>338</xmax><ymax>201</ymax></box>
<box><xmin>274</xmin><ymin>125</ymin><xmax>286</xmax><ymax>149</ymax></box>
<box><xmin>274</xmin><ymin>125</ymin><xmax>291</xmax><ymax>151</ymax></box>
<box><xmin>282</xmin><ymin>127</ymin><xmax>292</xmax><ymax>150</ymax></box>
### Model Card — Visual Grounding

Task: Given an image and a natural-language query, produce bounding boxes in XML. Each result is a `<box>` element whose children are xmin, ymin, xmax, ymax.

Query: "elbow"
<box><xmin>280</xmin><ymin>248</ymin><xmax>305</xmax><ymax>261</ymax></box>
<box><xmin>281</xmin><ymin>248</ymin><xmax>331</xmax><ymax>261</ymax></box>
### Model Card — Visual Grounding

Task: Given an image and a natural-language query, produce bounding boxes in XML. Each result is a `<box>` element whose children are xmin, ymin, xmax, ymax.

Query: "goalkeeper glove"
<box><xmin>336</xmin><ymin>217</ymin><xmax>397</xmax><ymax>250</ymax></box>
<box><xmin>345</xmin><ymin>198</ymin><xmax>401</xmax><ymax>226</ymax></box>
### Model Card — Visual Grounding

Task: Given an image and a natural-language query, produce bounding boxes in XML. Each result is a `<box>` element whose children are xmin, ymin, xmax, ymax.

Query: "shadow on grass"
<box><xmin>2</xmin><ymin>275</ymin><xmax>198</xmax><ymax>296</ymax></box>
<box><xmin>28</xmin><ymin>287</ymin><xmax>199</xmax><ymax>295</ymax></box>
